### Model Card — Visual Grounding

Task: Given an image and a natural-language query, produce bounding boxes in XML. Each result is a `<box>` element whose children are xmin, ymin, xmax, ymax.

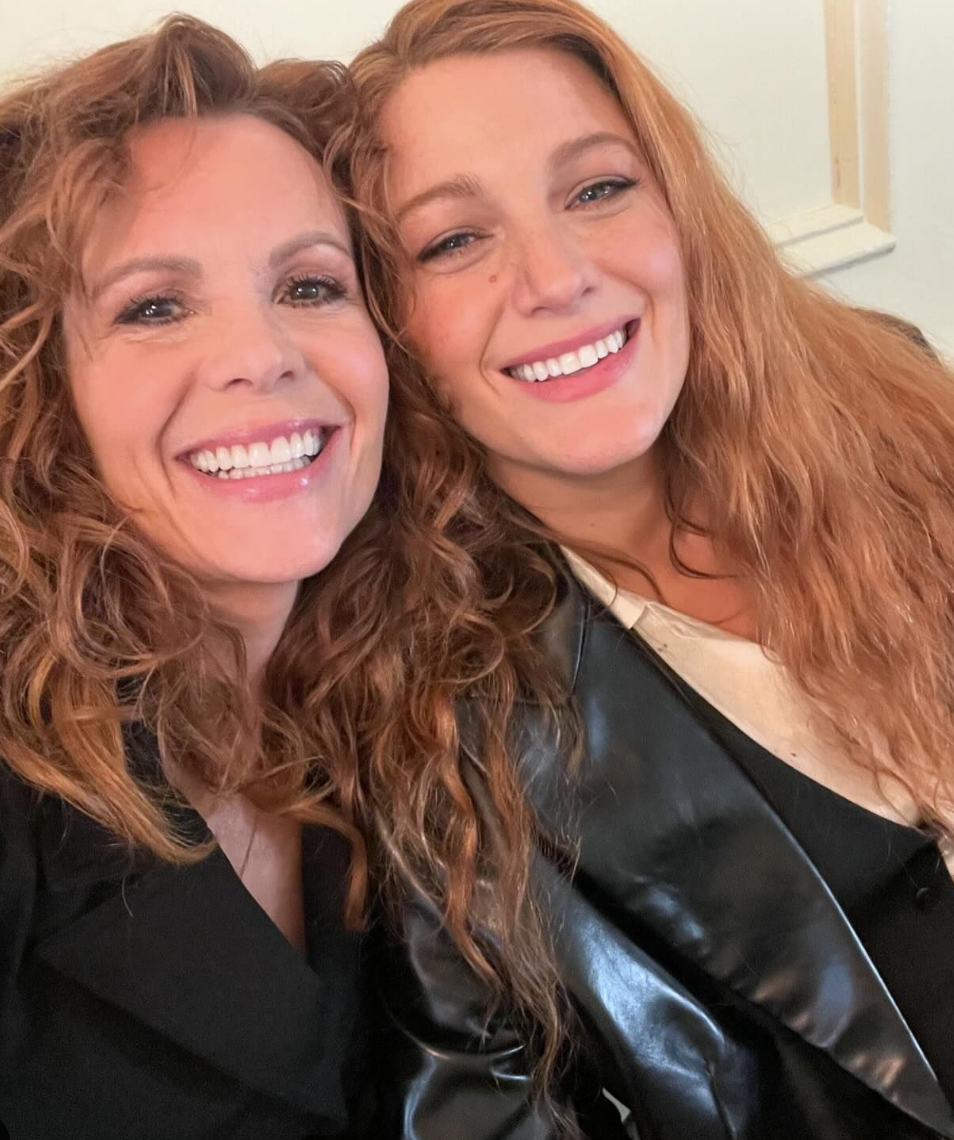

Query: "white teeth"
<box><xmin>507</xmin><ymin>325</ymin><xmax>630</xmax><ymax>382</ymax></box>
<box><xmin>187</xmin><ymin>429</ymin><xmax>328</xmax><ymax>478</ymax></box>
<box><xmin>248</xmin><ymin>441</ymin><xmax>271</xmax><ymax>468</ymax></box>
<box><xmin>270</xmin><ymin>435</ymin><xmax>291</xmax><ymax>464</ymax></box>
<box><xmin>558</xmin><ymin>350</ymin><xmax>582</xmax><ymax>375</ymax></box>
<box><xmin>579</xmin><ymin>344</ymin><xmax>598</xmax><ymax>368</ymax></box>
<box><xmin>214</xmin><ymin>456</ymin><xmax>313</xmax><ymax>479</ymax></box>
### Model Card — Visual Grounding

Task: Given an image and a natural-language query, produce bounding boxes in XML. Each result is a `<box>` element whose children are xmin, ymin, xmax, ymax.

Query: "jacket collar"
<box><xmin>33</xmin><ymin>740</ymin><xmax>354</xmax><ymax>1127</ymax></box>
<box><xmin>531</xmin><ymin>567</ymin><xmax>954</xmax><ymax>1138</ymax></box>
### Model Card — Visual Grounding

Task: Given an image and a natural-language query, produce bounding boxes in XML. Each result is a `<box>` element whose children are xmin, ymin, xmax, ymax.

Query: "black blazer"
<box><xmin>0</xmin><ymin>730</ymin><xmax>381</xmax><ymax>1140</ymax></box>
<box><xmin>379</xmin><ymin>566</ymin><xmax>954</xmax><ymax>1140</ymax></box>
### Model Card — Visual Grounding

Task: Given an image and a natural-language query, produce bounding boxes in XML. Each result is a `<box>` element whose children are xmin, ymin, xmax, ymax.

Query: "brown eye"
<box><xmin>282</xmin><ymin>276</ymin><xmax>346</xmax><ymax>305</ymax></box>
<box><xmin>116</xmin><ymin>294</ymin><xmax>184</xmax><ymax>326</ymax></box>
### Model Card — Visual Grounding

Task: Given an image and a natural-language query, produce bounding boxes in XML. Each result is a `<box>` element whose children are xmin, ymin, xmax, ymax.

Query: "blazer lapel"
<box><xmin>34</xmin><ymin>789</ymin><xmax>348</xmax><ymax>1126</ymax></box>
<box><xmin>541</xmin><ymin>578</ymin><xmax>954</xmax><ymax>1138</ymax></box>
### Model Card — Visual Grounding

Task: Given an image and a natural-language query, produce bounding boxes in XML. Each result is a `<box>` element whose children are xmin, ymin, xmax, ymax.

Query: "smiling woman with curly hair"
<box><xmin>0</xmin><ymin>16</ymin><xmax>392</xmax><ymax>1139</ymax></box>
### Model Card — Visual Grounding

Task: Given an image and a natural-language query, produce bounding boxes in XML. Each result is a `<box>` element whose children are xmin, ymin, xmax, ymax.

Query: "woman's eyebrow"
<box><xmin>548</xmin><ymin>131</ymin><xmax>641</xmax><ymax>171</ymax></box>
<box><xmin>268</xmin><ymin>230</ymin><xmax>354</xmax><ymax>267</ymax></box>
<box><xmin>394</xmin><ymin>135</ymin><xmax>640</xmax><ymax>224</ymax></box>
<box><xmin>86</xmin><ymin>230</ymin><xmax>353</xmax><ymax>303</ymax></box>
<box><xmin>394</xmin><ymin>173</ymin><xmax>483</xmax><ymax>224</ymax></box>
<box><xmin>87</xmin><ymin>255</ymin><xmax>201</xmax><ymax>303</ymax></box>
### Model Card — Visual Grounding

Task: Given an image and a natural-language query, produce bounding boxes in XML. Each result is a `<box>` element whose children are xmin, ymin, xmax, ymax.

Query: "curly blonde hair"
<box><xmin>330</xmin><ymin>0</ymin><xmax>954</xmax><ymax>1111</ymax></box>
<box><xmin>0</xmin><ymin>14</ymin><xmax>386</xmax><ymax>922</ymax></box>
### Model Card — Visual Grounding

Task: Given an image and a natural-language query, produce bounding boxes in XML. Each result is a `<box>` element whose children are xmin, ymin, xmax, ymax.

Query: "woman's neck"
<box><xmin>492</xmin><ymin>447</ymin><xmax>671</xmax><ymax>569</ymax></box>
<box><xmin>492</xmin><ymin>448</ymin><xmax>754</xmax><ymax>634</ymax></box>
<box><xmin>208</xmin><ymin>580</ymin><xmax>300</xmax><ymax>685</ymax></box>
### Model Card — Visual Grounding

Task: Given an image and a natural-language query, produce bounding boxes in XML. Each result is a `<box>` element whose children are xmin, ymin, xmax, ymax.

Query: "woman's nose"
<box><xmin>510</xmin><ymin>220</ymin><xmax>599</xmax><ymax>316</ymax></box>
<box><xmin>198</xmin><ymin>304</ymin><xmax>307</xmax><ymax>393</ymax></box>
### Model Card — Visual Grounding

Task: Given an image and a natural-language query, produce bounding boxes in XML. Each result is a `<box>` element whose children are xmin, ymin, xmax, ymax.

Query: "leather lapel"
<box><xmin>35</xmin><ymin>795</ymin><xmax>347</xmax><ymax>1125</ymax></box>
<box><xmin>536</xmin><ymin>576</ymin><xmax>954</xmax><ymax>1138</ymax></box>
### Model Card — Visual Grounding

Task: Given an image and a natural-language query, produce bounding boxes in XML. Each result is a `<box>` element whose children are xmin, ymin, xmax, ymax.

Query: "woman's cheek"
<box><xmin>409</xmin><ymin>288</ymin><xmax>461</xmax><ymax>374</ymax></box>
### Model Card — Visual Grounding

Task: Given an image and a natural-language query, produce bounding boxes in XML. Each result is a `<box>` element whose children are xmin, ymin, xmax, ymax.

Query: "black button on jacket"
<box><xmin>0</xmin><ymin>739</ymin><xmax>383</xmax><ymax>1140</ymax></box>
<box><xmin>378</xmin><ymin>565</ymin><xmax>954</xmax><ymax>1140</ymax></box>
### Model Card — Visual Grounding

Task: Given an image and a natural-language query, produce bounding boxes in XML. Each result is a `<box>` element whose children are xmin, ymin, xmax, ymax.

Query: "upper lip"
<box><xmin>499</xmin><ymin>316</ymin><xmax>639</xmax><ymax>371</ymax></box>
<box><xmin>177</xmin><ymin>417</ymin><xmax>337</xmax><ymax>458</ymax></box>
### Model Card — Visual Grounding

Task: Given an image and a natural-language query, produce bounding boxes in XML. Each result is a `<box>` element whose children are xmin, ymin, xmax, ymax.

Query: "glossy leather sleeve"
<box><xmin>375</xmin><ymin>890</ymin><xmax>561</xmax><ymax>1140</ymax></box>
<box><xmin>374</xmin><ymin>884</ymin><xmax>636</xmax><ymax>1140</ymax></box>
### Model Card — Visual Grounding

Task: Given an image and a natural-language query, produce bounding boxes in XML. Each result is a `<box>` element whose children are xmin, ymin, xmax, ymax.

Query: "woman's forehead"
<box><xmin>77</xmin><ymin>116</ymin><xmax>347</xmax><ymax>295</ymax></box>
<box><xmin>380</xmin><ymin>47</ymin><xmax>633</xmax><ymax>180</ymax></box>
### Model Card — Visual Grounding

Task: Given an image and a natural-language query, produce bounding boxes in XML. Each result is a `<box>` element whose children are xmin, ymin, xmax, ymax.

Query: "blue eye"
<box><xmin>116</xmin><ymin>294</ymin><xmax>183</xmax><ymax>326</ymax></box>
<box><xmin>419</xmin><ymin>231</ymin><xmax>481</xmax><ymax>263</ymax></box>
<box><xmin>574</xmin><ymin>177</ymin><xmax>639</xmax><ymax>206</ymax></box>
<box><xmin>282</xmin><ymin>275</ymin><xmax>347</xmax><ymax>306</ymax></box>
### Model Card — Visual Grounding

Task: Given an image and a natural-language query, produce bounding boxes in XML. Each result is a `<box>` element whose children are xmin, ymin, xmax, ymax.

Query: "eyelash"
<box><xmin>573</xmin><ymin>176</ymin><xmax>639</xmax><ymax>206</ymax></box>
<box><xmin>115</xmin><ymin>292</ymin><xmax>186</xmax><ymax>327</ymax></box>
<box><xmin>417</xmin><ymin>177</ymin><xmax>640</xmax><ymax>264</ymax></box>
<box><xmin>418</xmin><ymin>231</ymin><xmax>482</xmax><ymax>264</ymax></box>
<box><xmin>283</xmin><ymin>274</ymin><xmax>347</xmax><ymax>307</ymax></box>
<box><xmin>114</xmin><ymin>275</ymin><xmax>348</xmax><ymax>327</ymax></box>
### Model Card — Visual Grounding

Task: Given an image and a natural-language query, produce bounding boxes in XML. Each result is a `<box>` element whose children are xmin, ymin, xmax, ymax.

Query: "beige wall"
<box><xmin>2</xmin><ymin>0</ymin><xmax>951</xmax><ymax>354</ymax></box>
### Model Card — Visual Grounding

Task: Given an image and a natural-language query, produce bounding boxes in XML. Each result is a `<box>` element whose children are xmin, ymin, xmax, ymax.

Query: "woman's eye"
<box><xmin>281</xmin><ymin>275</ymin><xmax>346</xmax><ymax>306</ymax></box>
<box><xmin>419</xmin><ymin>231</ymin><xmax>481</xmax><ymax>263</ymax></box>
<box><xmin>573</xmin><ymin>178</ymin><xmax>639</xmax><ymax>207</ymax></box>
<box><xmin>115</xmin><ymin>294</ymin><xmax>184</xmax><ymax>326</ymax></box>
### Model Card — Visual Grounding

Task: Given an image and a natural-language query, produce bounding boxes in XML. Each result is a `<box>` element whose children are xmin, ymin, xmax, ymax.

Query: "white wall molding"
<box><xmin>766</xmin><ymin>0</ymin><xmax>895</xmax><ymax>278</ymax></box>
<box><xmin>768</xmin><ymin>203</ymin><xmax>896</xmax><ymax>277</ymax></box>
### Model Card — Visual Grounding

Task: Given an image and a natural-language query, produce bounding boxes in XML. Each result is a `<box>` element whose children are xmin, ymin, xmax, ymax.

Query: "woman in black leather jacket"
<box><xmin>341</xmin><ymin>0</ymin><xmax>954</xmax><ymax>1137</ymax></box>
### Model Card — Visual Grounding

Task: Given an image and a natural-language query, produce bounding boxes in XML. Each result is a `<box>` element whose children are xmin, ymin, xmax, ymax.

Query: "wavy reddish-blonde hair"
<box><xmin>0</xmin><ymin>15</ymin><xmax>391</xmax><ymax>922</ymax></box>
<box><xmin>333</xmin><ymin>0</ymin><xmax>954</xmax><ymax>1112</ymax></box>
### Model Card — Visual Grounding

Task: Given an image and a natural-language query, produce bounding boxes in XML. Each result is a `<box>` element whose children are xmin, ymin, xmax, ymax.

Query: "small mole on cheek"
<box><xmin>489</xmin><ymin>275</ymin><xmax>497</xmax><ymax>284</ymax></box>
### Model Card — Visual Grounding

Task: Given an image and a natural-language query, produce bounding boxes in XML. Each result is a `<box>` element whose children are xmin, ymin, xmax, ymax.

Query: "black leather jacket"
<box><xmin>379</xmin><ymin>565</ymin><xmax>954</xmax><ymax>1140</ymax></box>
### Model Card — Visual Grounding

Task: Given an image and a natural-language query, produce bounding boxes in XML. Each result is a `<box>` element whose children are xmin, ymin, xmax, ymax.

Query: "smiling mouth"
<box><xmin>187</xmin><ymin>427</ymin><xmax>331</xmax><ymax>480</ymax></box>
<box><xmin>504</xmin><ymin>321</ymin><xmax>636</xmax><ymax>383</ymax></box>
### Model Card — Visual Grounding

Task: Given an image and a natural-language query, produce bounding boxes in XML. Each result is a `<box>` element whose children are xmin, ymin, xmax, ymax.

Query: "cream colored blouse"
<box><xmin>564</xmin><ymin>548</ymin><xmax>934</xmax><ymax>838</ymax></box>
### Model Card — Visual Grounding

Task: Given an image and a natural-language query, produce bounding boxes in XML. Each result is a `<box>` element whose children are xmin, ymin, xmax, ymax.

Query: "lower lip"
<box><xmin>506</xmin><ymin>324</ymin><xmax>639</xmax><ymax>404</ymax></box>
<box><xmin>179</xmin><ymin>430</ymin><xmax>340</xmax><ymax>503</ymax></box>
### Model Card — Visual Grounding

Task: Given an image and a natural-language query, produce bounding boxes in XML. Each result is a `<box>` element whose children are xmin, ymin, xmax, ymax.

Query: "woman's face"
<box><xmin>64</xmin><ymin>113</ymin><xmax>388</xmax><ymax>600</ymax></box>
<box><xmin>382</xmin><ymin>49</ymin><xmax>689</xmax><ymax>501</ymax></box>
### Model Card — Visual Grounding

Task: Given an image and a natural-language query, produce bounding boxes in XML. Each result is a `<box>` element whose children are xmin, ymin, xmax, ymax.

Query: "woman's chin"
<box><xmin>174</xmin><ymin>541</ymin><xmax>345</xmax><ymax>595</ymax></box>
